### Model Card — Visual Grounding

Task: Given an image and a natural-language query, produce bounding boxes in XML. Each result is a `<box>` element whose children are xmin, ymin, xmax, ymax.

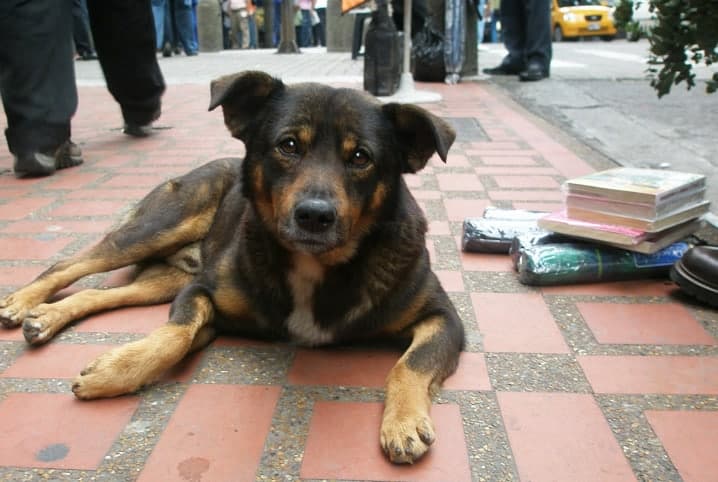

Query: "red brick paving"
<box><xmin>498</xmin><ymin>392</ymin><xmax>636</xmax><ymax>482</ymax></box>
<box><xmin>578</xmin><ymin>356</ymin><xmax>718</xmax><ymax>394</ymax></box>
<box><xmin>472</xmin><ymin>292</ymin><xmax>570</xmax><ymax>353</ymax></box>
<box><xmin>0</xmin><ymin>393</ymin><xmax>139</xmax><ymax>470</ymax></box>
<box><xmin>645</xmin><ymin>410</ymin><xmax>718</xmax><ymax>482</ymax></box>
<box><xmin>137</xmin><ymin>385</ymin><xmax>281</xmax><ymax>482</ymax></box>
<box><xmin>0</xmin><ymin>78</ymin><xmax>714</xmax><ymax>480</ymax></box>
<box><xmin>300</xmin><ymin>402</ymin><xmax>471</xmax><ymax>481</ymax></box>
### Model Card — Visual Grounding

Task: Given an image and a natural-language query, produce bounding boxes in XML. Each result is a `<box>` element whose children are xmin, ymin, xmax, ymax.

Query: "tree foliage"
<box><xmin>646</xmin><ymin>0</ymin><xmax>718</xmax><ymax>97</ymax></box>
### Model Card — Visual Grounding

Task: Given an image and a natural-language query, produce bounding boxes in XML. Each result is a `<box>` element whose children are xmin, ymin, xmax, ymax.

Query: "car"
<box><xmin>552</xmin><ymin>0</ymin><xmax>617</xmax><ymax>41</ymax></box>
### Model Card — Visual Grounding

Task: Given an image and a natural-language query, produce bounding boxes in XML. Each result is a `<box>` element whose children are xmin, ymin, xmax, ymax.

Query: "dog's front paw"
<box><xmin>22</xmin><ymin>304</ymin><xmax>68</xmax><ymax>344</ymax></box>
<box><xmin>0</xmin><ymin>294</ymin><xmax>33</xmax><ymax>328</ymax></box>
<box><xmin>380</xmin><ymin>407</ymin><xmax>435</xmax><ymax>464</ymax></box>
<box><xmin>72</xmin><ymin>347</ymin><xmax>142</xmax><ymax>400</ymax></box>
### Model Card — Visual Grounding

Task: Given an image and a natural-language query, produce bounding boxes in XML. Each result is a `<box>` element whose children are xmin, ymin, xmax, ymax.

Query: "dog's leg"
<box><xmin>72</xmin><ymin>283</ymin><xmax>214</xmax><ymax>399</ymax></box>
<box><xmin>380</xmin><ymin>315</ymin><xmax>462</xmax><ymax>464</ymax></box>
<box><xmin>21</xmin><ymin>263</ymin><xmax>193</xmax><ymax>345</ymax></box>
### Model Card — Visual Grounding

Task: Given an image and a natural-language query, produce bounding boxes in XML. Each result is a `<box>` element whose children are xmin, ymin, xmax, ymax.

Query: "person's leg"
<box><xmin>87</xmin><ymin>0</ymin><xmax>166</xmax><ymax>134</ymax></box>
<box><xmin>172</xmin><ymin>0</ymin><xmax>198</xmax><ymax>54</ymax></box>
<box><xmin>300</xmin><ymin>9</ymin><xmax>312</xmax><ymax>47</ymax></box>
<box><xmin>477</xmin><ymin>0</ymin><xmax>486</xmax><ymax>45</ymax></box>
<box><xmin>151</xmin><ymin>0</ymin><xmax>166</xmax><ymax>49</ymax></box>
<box><xmin>317</xmin><ymin>8</ymin><xmax>326</xmax><ymax>46</ymax></box>
<box><xmin>0</xmin><ymin>0</ymin><xmax>83</xmax><ymax>177</ymax></box>
<box><xmin>520</xmin><ymin>0</ymin><xmax>552</xmax><ymax>78</ymax></box>
<box><xmin>73</xmin><ymin>0</ymin><xmax>96</xmax><ymax>58</ymax></box>
<box><xmin>239</xmin><ymin>15</ymin><xmax>250</xmax><ymax>49</ymax></box>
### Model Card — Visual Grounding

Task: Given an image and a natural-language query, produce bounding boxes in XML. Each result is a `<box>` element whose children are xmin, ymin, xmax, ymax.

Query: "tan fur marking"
<box><xmin>212</xmin><ymin>260</ymin><xmax>250</xmax><ymax>319</ymax></box>
<box><xmin>23</xmin><ymin>264</ymin><xmax>192</xmax><ymax>345</ymax></box>
<box><xmin>73</xmin><ymin>294</ymin><xmax>213</xmax><ymax>399</ymax></box>
<box><xmin>381</xmin><ymin>317</ymin><xmax>443</xmax><ymax>464</ymax></box>
<box><xmin>286</xmin><ymin>253</ymin><xmax>333</xmax><ymax>345</ymax></box>
<box><xmin>380</xmin><ymin>286</ymin><xmax>429</xmax><ymax>336</ymax></box>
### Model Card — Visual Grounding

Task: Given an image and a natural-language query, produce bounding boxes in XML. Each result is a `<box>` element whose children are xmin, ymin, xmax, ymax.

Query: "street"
<box><xmin>480</xmin><ymin>38</ymin><xmax>718</xmax><ymax>218</ymax></box>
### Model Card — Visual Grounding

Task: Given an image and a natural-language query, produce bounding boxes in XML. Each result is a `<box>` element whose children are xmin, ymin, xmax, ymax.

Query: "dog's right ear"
<box><xmin>208</xmin><ymin>71</ymin><xmax>285</xmax><ymax>141</ymax></box>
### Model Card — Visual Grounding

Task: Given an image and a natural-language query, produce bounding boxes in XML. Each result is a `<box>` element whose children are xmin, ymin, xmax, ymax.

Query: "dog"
<box><xmin>0</xmin><ymin>71</ymin><xmax>464</xmax><ymax>464</ymax></box>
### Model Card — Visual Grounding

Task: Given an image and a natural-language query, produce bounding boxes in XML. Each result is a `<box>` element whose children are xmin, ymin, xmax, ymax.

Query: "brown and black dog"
<box><xmin>0</xmin><ymin>71</ymin><xmax>464</xmax><ymax>464</ymax></box>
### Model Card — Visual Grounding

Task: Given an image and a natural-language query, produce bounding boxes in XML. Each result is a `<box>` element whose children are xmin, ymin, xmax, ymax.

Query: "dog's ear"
<box><xmin>382</xmin><ymin>103</ymin><xmax>456</xmax><ymax>173</ymax></box>
<box><xmin>208</xmin><ymin>71</ymin><xmax>285</xmax><ymax>141</ymax></box>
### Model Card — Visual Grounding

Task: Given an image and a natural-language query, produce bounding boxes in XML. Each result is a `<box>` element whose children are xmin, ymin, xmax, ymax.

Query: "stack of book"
<box><xmin>538</xmin><ymin>167</ymin><xmax>710</xmax><ymax>253</ymax></box>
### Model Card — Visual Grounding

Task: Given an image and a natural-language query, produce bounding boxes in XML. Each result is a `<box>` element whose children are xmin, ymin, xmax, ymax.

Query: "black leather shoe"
<box><xmin>122</xmin><ymin>122</ymin><xmax>154</xmax><ymax>137</ymax></box>
<box><xmin>483</xmin><ymin>63</ymin><xmax>524</xmax><ymax>75</ymax></box>
<box><xmin>13</xmin><ymin>140</ymin><xmax>84</xmax><ymax>178</ymax></box>
<box><xmin>670</xmin><ymin>245</ymin><xmax>718</xmax><ymax>308</ymax></box>
<box><xmin>519</xmin><ymin>63</ymin><xmax>550</xmax><ymax>82</ymax></box>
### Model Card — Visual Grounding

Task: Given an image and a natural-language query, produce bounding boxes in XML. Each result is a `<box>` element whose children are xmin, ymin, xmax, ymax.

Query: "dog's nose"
<box><xmin>294</xmin><ymin>199</ymin><xmax>337</xmax><ymax>233</ymax></box>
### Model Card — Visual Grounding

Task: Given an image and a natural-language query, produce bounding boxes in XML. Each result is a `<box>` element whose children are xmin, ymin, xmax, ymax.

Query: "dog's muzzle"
<box><xmin>282</xmin><ymin>198</ymin><xmax>342</xmax><ymax>253</ymax></box>
<box><xmin>294</xmin><ymin>199</ymin><xmax>337</xmax><ymax>233</ymax></box>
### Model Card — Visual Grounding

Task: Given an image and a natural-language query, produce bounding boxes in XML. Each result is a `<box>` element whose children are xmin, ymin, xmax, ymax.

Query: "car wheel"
<box><xmin>553</xmin><ymin>26</ymin><xmax>563</xmax><ymax>42</ymax></box>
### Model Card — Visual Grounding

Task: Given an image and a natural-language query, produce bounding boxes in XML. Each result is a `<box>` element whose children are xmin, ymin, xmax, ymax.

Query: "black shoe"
<box><xmin>13</xmin><ymin>140</ymin><xmax>84</xmax><ymax>178</ymax></box>
<box><xmin>519</xmin><ymin>63</ymin><xmax>550</xmax><ymax>82</ymax></box>
<box><xmin>122</xmin><ymin>122</ymin><xmax>154</xmax><ymax>138</ymax></box>
<box><xmin>670</xmin><ymin>245</ymin><xmax>718</xmax><ymax>308</ymax></box>
<box><xmin>483</xmin><ymin>63</ymin><xmax>524</xmax><ymax>75</ymax></box>
<box><xmin>162</xmin><ymin>42</ymin><xmax>172</xmax><ymax>57</ymax></box>
<box><xmin>79</xmin><ymin>51</ymin><xmax>98</xmax><ymax>61</ymax></box>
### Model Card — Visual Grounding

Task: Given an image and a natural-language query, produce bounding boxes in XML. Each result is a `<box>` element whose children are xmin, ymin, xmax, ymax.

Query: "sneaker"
<box><xmin>13</xmin><ymin>139</ymin><xmax>84</xmax><ymax>178</ymax></box>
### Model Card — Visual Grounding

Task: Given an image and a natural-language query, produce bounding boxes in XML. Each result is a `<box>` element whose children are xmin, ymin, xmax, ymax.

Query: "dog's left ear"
<box><xmin>208</xmin><ymin>71</ymin><xmax>285</xmax><ymax>141</ymax></box>
<box><xmin>382</xmin><ymin>103</ymin><xmax>456</xmax><ymax>173</ymax></box>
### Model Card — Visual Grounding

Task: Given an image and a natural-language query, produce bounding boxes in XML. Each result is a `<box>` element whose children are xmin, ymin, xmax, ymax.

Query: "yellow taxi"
<box><xmin>552</xmin><ymin>0</ymin><xmax>617</xmax><ymax>41</ymax></box>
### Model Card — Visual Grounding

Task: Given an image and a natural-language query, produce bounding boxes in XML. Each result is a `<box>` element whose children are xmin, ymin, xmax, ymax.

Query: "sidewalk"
<box><xmin>0</xmin><ymin>50</ymin><xmax>716</xmax><ymax>481</ymax></box>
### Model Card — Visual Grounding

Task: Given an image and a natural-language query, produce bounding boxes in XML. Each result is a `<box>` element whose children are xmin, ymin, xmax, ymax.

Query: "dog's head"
<box><xmin>209</xmin><ymin>71</ymin><xmax>455</xmax><ymax>264</ymax></box>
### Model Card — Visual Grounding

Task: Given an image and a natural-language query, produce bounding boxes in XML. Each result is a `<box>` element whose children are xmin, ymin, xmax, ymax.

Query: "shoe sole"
<box><xmin>670</xmin><ymin>261</ymin><xmax>718</xmax><ymax>308</ymax></box>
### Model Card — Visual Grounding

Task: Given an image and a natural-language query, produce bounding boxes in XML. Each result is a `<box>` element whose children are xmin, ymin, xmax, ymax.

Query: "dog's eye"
<box><xmin>350</xmin><ymin>149</ymin><xmax>372</xmax><ymax>168</ymax></box>
<box><xmin>277</xmin><ymin>138</ymin><xmax>298</xmax><ymax>155</ymax></box>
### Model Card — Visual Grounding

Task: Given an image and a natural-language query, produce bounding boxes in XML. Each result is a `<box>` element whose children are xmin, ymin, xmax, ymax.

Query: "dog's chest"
<box><xmin>285</xmin><ymin>254</ymin><xmax>334</xmax><ymax>346</ymax></box>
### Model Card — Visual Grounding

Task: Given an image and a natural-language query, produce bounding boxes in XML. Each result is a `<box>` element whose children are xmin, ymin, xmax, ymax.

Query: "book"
<box><xmin>565</xmin><ymin>201</ymin><xmax>710</xmax><ymax>232</ymax></box>
<box><xmin>564</xmin><ymin>189</ymin><xmax>707</xmax><ymax>220</ymax></box>
<box><xmin>537</xmin><ymin>210</ymin><xmax>703</xmax><ymax>254</ymax></box>
<box><xmin>564</xmin><ymin>168</ymin><xmax>706</xmax><ymax>205</ymax></box>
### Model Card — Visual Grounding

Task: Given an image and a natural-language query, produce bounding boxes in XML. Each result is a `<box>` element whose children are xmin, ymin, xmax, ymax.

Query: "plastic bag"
<box><xmin>411</xmin><ymin>20</ymin><xmax>446</xmax><ymax>82</ymax></box>
<box><xmin>516</xmin><ymin>242</ymin><xmax>689</xmax><ymax>286</ymax></box>
<box><xmin>462</xmin><ymin>208</ymin><xmax>549</xmax><ymax>253</ymax></box>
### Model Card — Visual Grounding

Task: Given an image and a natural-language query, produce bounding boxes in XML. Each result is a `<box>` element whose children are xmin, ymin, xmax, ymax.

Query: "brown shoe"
<box><xmin>670</xmin><ymin>245</ymin><xmax>718</xmax><ymax>308</ymax></box>
<box><xmin>13</xmin><ymin>140</ymin><xmax>84</xmax><ymax>178</ymax></box>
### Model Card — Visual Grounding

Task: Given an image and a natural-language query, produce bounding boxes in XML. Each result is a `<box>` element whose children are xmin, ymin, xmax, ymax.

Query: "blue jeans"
<box><xmin>299</xmin><ymin>9</ymin><xmax>312</xmax><ymax>47</ymax></box>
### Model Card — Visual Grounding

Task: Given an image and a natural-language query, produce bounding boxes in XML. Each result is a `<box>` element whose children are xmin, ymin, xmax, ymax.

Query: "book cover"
<box><xmin>564</xmin><ymin>190</ymin><xmax>707</xmax><ymax>220</ymax></box>
<box><xmin>537</xmin><ymin>211</ymin><xmax>703</xmax><ymax>253</ymax></box>
<box><xmin>565</xmin><ymin>201</ymin><xmax>710</xmax><ymax>232</ymax></box>
<box><xmin>564</xmin><ymin>168</ymin><xmax>706</xmax><ymax>204</ymax></box>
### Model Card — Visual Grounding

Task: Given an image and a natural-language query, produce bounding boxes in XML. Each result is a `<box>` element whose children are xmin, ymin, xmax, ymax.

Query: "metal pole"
<box><xmin>402</xmin><ymin>0</ymin><xmax>411</xmax><ymax>74</ymax></box>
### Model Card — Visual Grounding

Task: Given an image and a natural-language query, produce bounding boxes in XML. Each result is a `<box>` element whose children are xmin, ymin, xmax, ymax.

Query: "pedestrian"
<box><xmin>313</xmin><ymin>0</ymin><xmax>326</xmax><ymax>47</ymax></box>
<box><xmin>296</xmin><ymin>0</ymin><xmax>314</xmax><ymax>48</ymax></box>
<box><xmin>154</xmin><ymin>0</ymin><xmax>198</xmax><ymax>56</ymax></box>
<box><xmin>73</xmin><ymin>0</ymin><xmax>98</xmax><ymax>60</ymax></box>
<box><xmin>0</xmin><ymin>0</ymin><xmax>166</xmax><ymax>178</ymax></box>
<box><xmin>482</xmin><ymin>0</ymin><xmax>552</xmax><ymax>81</ymax></box>
<box><xmin>226</xmin><ymin>0</ymin><xmax>252</xmax><ymax>49</ymax></box>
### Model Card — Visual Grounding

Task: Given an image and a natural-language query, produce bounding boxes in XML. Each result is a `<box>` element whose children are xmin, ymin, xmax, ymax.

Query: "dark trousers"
<box><xmin>0</xmin><ymin>0</ymin><xmax>165</xmax><ymax>157</ymax></box>
<box><xmin>73</xmin><ymin>0</ymin><xmax>95</xmax><ymax>56</ymax></box>
<box><xmin>0</xmin><ymin>0</ymin><xmax>77</xmax><ymax>156</ymax></box>
<box><xmin>88</xmin><ymin>0</ymin><xmax>166</xmax><ymax>125</ymax></box>
<box><xmin>500</xmin><ymin>0</ymin><xmax>552</xmax><ymax>71</ymax></box>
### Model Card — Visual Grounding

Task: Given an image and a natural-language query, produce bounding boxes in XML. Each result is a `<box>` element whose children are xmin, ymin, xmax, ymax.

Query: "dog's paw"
<box><xmin>380</xmin><ymin>408</ymin><xmax>436</xmax><ymax>464</ymax></box>
<box><xmin>0</xmin><ymin>294</ymin><xmax>33</xmax><ymax>328</ymax></box>
<box><xmin>22</xmin><ymin>304</ymin><xmax>67</xmax><ymax>344</ymax></box>
<box><xmin>72</xmin><ymin>347</ymin><xmax>141</xmax><ymax>400</ymax></box>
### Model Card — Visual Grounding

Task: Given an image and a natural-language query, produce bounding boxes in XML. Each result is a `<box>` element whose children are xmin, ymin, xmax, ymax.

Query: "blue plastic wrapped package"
<box><xmin>516</xmin><ymin>241</ymin><xmax>690</xmax><ymax>286</ymax></box>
